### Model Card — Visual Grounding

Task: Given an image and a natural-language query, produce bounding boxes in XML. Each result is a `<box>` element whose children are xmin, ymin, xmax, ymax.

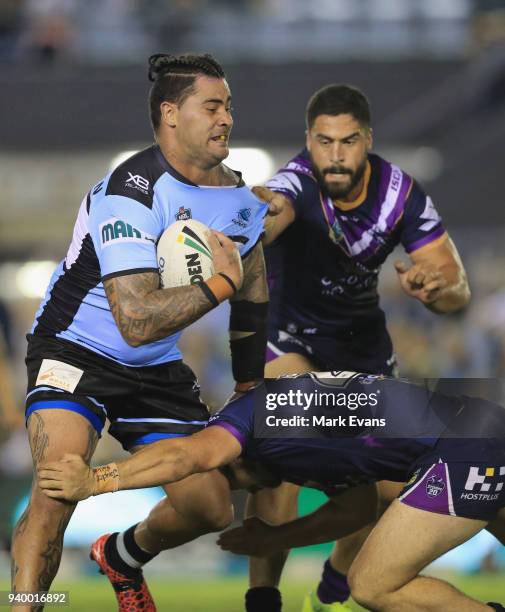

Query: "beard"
<box><xmin>312</xmin><ymin>155</ymin><xmax>368</xmax><ymax>200</ymax></box>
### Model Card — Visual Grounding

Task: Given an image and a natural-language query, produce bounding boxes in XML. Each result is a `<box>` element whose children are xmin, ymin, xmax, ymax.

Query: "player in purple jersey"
<box><xmin>38</xmin><ymin>372</ymin><xmax>505</xmax><ymax>612</ymax></box>
<box><xmin>248</xmin><ymin>84</ymin><xmax>471</xmax><ymax>612</ymax></box>
<box><xmin>11</xmin><ymin>53</ymin><xmax>272</xmax><ymax>612</ymax></box>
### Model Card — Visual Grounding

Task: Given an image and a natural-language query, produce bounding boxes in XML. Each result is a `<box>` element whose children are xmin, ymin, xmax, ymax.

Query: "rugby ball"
<box><xmin>157</xmin><ymin>219</ymin><xmax>214</xmax><ymax>288</ymax></box>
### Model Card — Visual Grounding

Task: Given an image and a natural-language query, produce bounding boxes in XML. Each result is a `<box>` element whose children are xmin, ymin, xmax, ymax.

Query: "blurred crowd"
<box><xmin>1</xmin><ymin>0</ymin><xmax>504</xmax><ymax>64</ymax></box>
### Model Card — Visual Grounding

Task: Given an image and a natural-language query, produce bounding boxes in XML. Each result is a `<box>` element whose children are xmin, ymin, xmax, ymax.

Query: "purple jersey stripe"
<box><xmin>406</xmin><ymin>227</ymin><xmax>445</xmax><ymax>254</ymax></box>
<box><xmin>210</xmin><ymin>421</ymin><xmax>246</xmax><ymax>449</ymax></box>
<box><xmin>346</xmin><ymin>164</ymin><xmax>411</xmax><ymax>259</ymax></box>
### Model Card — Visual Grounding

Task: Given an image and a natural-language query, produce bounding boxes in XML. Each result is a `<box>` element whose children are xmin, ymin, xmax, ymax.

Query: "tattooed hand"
<box><xmin>38</xmin><ymin>454</ymin><xmax>95</xmax><ymax>502</ymax></box>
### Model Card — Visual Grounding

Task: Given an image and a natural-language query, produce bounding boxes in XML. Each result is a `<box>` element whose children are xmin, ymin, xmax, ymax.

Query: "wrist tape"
<box><xmin>92</xmin><ymin>462</ymin><xmax>120</xmax><ymax>495</ymax></box>
<box><xmin>197</xmin><ymin>273</ymin><xmax>237</xmax><ymax>307</ymax></box>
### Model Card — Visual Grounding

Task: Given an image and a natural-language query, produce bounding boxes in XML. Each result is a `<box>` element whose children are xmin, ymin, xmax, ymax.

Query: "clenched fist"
<box><xmin>394</xmin><ymin>260</ymin><xmax>448</xmax><ymax>304</ymax></box>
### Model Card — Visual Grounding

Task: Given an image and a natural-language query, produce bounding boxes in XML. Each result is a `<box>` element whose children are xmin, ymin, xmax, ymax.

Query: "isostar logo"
<box><xmin>175</xmin><ymin>206</ymin><xmax>192</xmax><ymax>221</ymax></box>
<box><xmin>177</xmin><ymin>225</ymin><xmax>212</xmax><ymax>284</ymax></box>
<box><xmin>100</xmin><ymin>218</ymin><xmax>155</xmax><ymax>248</ymax></box>
<box><xmin>125</xmin><ymin>172</ymin><xmax>150</xmax><ymax>195</ymax></box>
<box><xmin>232</xmin><ymin>207</ymin><xmax>252</xmax><ymax>228</ymax></box>
<box><xmin>425</xmin><ymin>474</ymin><xmax>445</xmax><ymax>497</ymax></box>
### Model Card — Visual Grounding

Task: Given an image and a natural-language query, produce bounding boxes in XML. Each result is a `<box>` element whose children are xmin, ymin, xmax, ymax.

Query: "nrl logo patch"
<box><xmin>232</xmin><ymin>207</ymin><xmax>251</xmax><ymax>228</ymax></box>
<box><xmin>175</xmin><ymin>206</ymin><xmax>192</xmax><ymax>221</ymax></box>
<box><xmin>426</xmin><ymin>474</ymin><xmax>445</xmax><ymax>498</ymax></box>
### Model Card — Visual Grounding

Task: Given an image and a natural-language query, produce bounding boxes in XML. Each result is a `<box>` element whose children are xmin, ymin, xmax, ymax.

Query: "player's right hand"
<box><xmin>218</xmin><ymin>516</ymin><xmax>282</xmax><ymax>556</ymax></box>
<box><xmin>252</xmin><ymin>186</ymin><xmax>286</xmax><ymax>216</ymax></box>
<box><xmin>207</xmin><ymin>230</ymin><xmax>244</xmax><ymax>291</ymax></box>
<box><xmin>38</xmin><ymin>453</ymin><xmax>95</xmax><ymax>502</ymax></box>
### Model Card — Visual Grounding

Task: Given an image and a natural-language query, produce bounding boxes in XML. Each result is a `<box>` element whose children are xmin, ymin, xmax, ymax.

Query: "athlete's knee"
<box><xmin>347</xmin><ymin>565</ymin><xmax>383</xmax><ymax>608</ymax></box>
<box><xmin>195</xmin><ymin>501</ymin><xmax>234</xmax><ymax>532</ymax></box>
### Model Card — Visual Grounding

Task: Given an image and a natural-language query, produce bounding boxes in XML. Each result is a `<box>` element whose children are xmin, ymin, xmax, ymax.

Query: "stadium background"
<box><xmin>0</xmin><ymin>0</ymin><xmax>504</xmax><ymax>609</ymax></box>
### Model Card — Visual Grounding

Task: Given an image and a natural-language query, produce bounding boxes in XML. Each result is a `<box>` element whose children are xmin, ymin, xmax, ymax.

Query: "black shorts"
<box><xmin>266</xmin><ymin>324</ymin><xmax>397</xmax><ymax>376</ymax></box>
<box><xmin>25</xmin><ymin>335</ymin><xmax>209</xmax><ymax>450</ymax></box>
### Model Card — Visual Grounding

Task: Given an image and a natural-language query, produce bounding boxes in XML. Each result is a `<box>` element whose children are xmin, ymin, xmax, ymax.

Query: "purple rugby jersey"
<box><xmin>265</xmin><ymin>150</ymin><xmax>446</xmax><ymax>335</ymax></box>
<box><xmin>207</xmin><ymin>373</ymin><xmax>505</xmax><ymax>520</ymax></box>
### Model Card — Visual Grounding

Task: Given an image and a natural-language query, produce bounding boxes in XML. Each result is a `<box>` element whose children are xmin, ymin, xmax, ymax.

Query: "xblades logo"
<box><xmin>125</xmin><ymin>172</ymin><xmax>150</xmax><ymax>194</ymax></box>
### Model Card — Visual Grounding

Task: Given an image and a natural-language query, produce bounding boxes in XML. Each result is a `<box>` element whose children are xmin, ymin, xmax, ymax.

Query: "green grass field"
<box><xmin>2</xmin><ymin>575</ymin><xmax>504</xmax><ymax>611</ymax></box>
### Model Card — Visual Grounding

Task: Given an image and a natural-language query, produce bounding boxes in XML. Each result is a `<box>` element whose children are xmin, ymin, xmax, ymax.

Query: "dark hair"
<box><xmin>306</xmin><ymin>84</ymin><xmax>371</xmax><ymax>129</ymax></box>
<box><xmin>148</xmin><ymin>53</ymin><xmax>226</xmax><ymax>131</ymax></box>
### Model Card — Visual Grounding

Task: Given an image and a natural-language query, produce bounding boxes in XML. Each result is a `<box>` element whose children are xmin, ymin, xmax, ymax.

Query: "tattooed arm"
<box><xmin>229</xmin><ymin>241</ymin><xmax>269</xmax><ymax>392</ymax></box>
<box><xmin>104</xmin><ymin>273</ymin><xmax>213</xmax><ymax>347</ymax></box>
<box><xmin>104</xmin><ymin>230</ymin><xmax>243</xmax><ymax>347</ymax></box>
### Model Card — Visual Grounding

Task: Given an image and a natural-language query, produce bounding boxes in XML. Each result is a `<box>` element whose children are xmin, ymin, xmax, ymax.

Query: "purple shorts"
<box><xmin>266</xmin><ymin>327</ymin><xmax>397</xmax><ymax>376</ymax></box>
<box><xmin>400</xmin><ymin>439</ymin><xmax>505</xmax><ymax>521</ymax></box>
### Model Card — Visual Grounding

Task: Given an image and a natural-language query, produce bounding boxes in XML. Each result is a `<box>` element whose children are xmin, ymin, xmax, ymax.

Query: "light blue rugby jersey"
<box><xmin>31</xmin><ymin>145</ymin><xmax>268</xmax><ymax>366</ymax></box>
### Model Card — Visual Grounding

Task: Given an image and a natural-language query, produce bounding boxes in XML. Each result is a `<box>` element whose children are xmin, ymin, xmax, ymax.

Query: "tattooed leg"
<box><xmin>11</xmin><ymin>409</ymin><xmax>98</xmax><ymax>610</ymax></box>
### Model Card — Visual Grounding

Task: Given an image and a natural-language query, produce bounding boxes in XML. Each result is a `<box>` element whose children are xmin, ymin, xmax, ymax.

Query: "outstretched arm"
<box><xmin>38</xmin><ymin>426</ymin><xmax>242</xmax><ymax>502</ymax></box>
<box><xmin>252</xmin><ymin>186</ymin><xmax>295</xmax><ymax>245</ymax></box>
<box><xmin>218</xmin><ymin>483</ymin><xmax>377</xmax><ymax>556</ymax></box>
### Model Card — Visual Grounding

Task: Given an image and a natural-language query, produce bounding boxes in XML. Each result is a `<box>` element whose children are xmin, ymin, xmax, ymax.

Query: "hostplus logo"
<box><xmin>461</xmin><ymin>466</ymin><xmax>505</xmax><ymax>502</ymax></box>
<box><xmin>100</xmin><ymin>218</ymin><xmax>155</xmax><ymax>248</ymax></box>
<box><xmin>232</xmin><ymin>208</ymin><xmax>251</xmax><ymax>228</ymax></box>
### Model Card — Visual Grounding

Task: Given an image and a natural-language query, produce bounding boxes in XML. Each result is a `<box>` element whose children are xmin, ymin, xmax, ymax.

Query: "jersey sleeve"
<box><xmin>88</xmin><ymin>193</ymin><xmax>162</xmax><ymax>280</ymax></box>
<box><xmin>265</xmin><ymin>170</ymin><xmax>315</xmax><ymax>219</ymax></box>
<box><xmin>206</xmin><ymin>392</ymin><xmax>255</xmax><ymax>451</ymax></box>
<box><xmin>399</xmin><ymin>180</ymin><xmax>446</xmax><ymax>254</ymax></box>
<box><xmin>238</xmin><ymin>197</ymin><xmax>268</xmax><ymax>258</ymax></box>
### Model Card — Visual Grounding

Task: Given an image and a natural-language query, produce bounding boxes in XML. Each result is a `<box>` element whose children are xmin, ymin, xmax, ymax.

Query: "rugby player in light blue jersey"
<box><xmin>248</xmin><ymin>84</ymin><xmax>471</xmax><ymax>612</ymax></box>
<box><xmin>39</xmin><ymin>372</ymin><xmax>505</xmax><ymax>612</ymax></box>
<box><xmin>12</xmin><ymin>53</ymin><xmax>270</xmax><ymax>612</ymax></box>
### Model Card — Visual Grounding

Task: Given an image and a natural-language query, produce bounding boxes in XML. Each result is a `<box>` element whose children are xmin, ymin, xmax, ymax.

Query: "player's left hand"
<box><xmin>394</xmin><ymin>260</ymin><xmax>448</xmax><ymax>304</ymax></box>
<box><xmin>252</xmin><ymin>186</ymin><xmax>285</xmax><ymax>216</ymax></box>
<box><xmin>38</xmin><ymin>453</ymin><xmax>95</xmax><ymax>502</ymax></box>
<box><xmin>217</xmin><ymin>517</ymin><xmax>282</xmax><ymax>556</ymax></box>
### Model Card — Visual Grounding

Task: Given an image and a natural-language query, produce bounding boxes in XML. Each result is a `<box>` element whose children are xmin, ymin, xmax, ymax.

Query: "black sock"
<box><xmin>488</xmin><ymin>603</ymin><xmax>505</xmax><ymax>611</ymax></box>
<box><xmin>104</xmin><ymin>524</ymin><xmax>156</xmax><ymax>578</ymax></box>
<box><xmin>245</xmin><ymin>587</ymin><xmax>282</xmax><ymax>612</ymax></box>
